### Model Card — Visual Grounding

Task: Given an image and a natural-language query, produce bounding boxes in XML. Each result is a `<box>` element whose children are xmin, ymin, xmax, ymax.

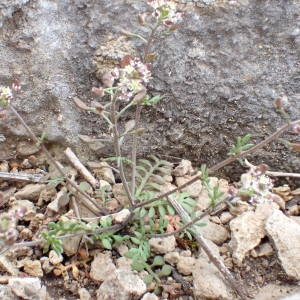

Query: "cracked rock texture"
<box><xmin>265</xmin><ymin>209</ymin><xmax>300</xmax><ymax>280</ymax></box>
<box><xmin>0</xmin><ymin>0</ymin><xmax>299</xmax><ymax>176</ymax></box>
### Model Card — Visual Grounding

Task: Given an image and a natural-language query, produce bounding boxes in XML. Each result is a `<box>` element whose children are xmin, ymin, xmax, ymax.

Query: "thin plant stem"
<box><xmin>129</xmin><ymin>21</ymin><xmax>160</xmax><ymax>199</ymax></box>
<box><xmin>150</xmin><ymin>199</ymin><xmax>228</xmax><ymax>238</ymax></box>
<box><xmin>133</xmin><ymin>119</ymin><xmax>300</xmax><ymax>209</ymax></box>
<box><xmin>0</xmin><ymin>223</ymin><xmax>124</xmax><ymax>256</ymax></box>
<box><xmin>131</xmin><ymin>105</ymin><xmax>142</xmax><ymax>198</ymax></box>
<box><xmin>9</xmin><ymin>105</ymin><xmax>106</xmax><ymax>215</ymax></box>
<box><xmin>117</xmin><ymin>102</ymin><xmax>134</xmax><ymax>119</ymax></box>
<box><xmin>143</xmin><ymin>23</ymin><xmax>160</xmax><ymax>62</ymax></box>
<box><xmin>110</xmin><ymin>95</ymin><xmax>135</xmax><ymax>206</ymax></box>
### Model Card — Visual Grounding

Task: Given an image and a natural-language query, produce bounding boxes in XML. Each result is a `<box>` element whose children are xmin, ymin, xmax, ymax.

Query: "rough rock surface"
<box><xmin>229</xmin><ymin>202</ymin><xmax>277</xmax><ymax>263</ymax></box>
<box><xmin>265</xmin><ymin>209</ymin><xmax>300</xmax><ymax>280</ymax></box>
<box><xmin>8</xmin><ymin>277</ymin><xmax>44</xmax><ymax>300</ymax></box>
<box><xmin>141</xmin><ymin>293</ymin><xmax>159</xmax><ymax>300</ymax></box>
<box><xmin>0</xmin><ymin>255</ymin><xmax>18</xmax><ymax>275</ymax></box>
<box><xmin>255</xmin><ymin>283</ymin><xmax>300</xmax><ymax>300</ymax></box>
<box><xmin>175</xmin><ymin>175</ymin><xmax>202</xmax><ymax>198</ymax></box>
<box><xmin>198</xmin><ymin>216</ymin><xmax>229</xmax><ymax>245</ymax></box>
<box><xmin>229</xmin><ymin>210</ymin><xmax>265</xmax><ymax>263</ymax></box>
<box><xmin>96</xmin><ymin>269</ymin><xmax>146</xmax><ymax>300</ymax></box>
<box><xmin>90</xmin><ymin>252</ymin><xmax>117</xmax><ymax>282</ymax></box>
<box><xmin>14</xmin><ymin>184</ymin><xmax>46</xmax><ymax>201</ymax></box>
<box><xmin>21</xmin><ymin>260</ymin><xmax>43</xmax><ymax>277</ymax></box>
<box><xmin>0</xmin><ymin>1</ymin><xmax>299</xmax><ymax>176</ymax></box>
<box><xmin>0</xmin><ymin>284</ymin><xmax>18</xmax><ymax>300</ymax></box>
<box><xmin>149</xmin><ymin>236</ymin><xmax>176</xmax><ymax>254</ymax></box>
<box><xmin>78</xmin><ymin>287</ymin><xmax>92</xmax><ymax>300</ymax></box>
<box><xmin>193</xmin><ymin>239</ymin><xmax>232</xmax><ymax>300</ymax></box>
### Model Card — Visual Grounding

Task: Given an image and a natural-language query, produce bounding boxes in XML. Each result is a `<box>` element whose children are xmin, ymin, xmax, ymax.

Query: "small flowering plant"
<box><xmin>87</xmin><ymin>0</ymin><xmax>184</xmax><ymax>108</ymax></box>
<box><xmin>0</xmin><ymin>86</ymin><xmax>13</xmax><ymax>107</ymax></box>
<box><xmin>237</xmin><ymin>164</ymin><xmax>275</xmax><ymax>205</ymax></box>
<box><xmin>0</xmin><ymin>206</ymin><xmax>27</xmax><ymax>249</ymax></box>
<box><xmin>146</xmin><ymin>0</ymin><xmax>184</xmax><ymax>27</ymax></box>
<box><xmin>93</xmin><ymin>56</ymin><xmax>152</xmax><ymax>103</ymax></box>
<box><xmin>0</xmin><ymin>81</ymin><xmax>21</xmax><ymax>118</ymax></box>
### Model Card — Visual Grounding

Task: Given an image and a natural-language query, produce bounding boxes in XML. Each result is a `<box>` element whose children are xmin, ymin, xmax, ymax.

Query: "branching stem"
<box><xmin>9</xmin><ymin>105</ymin><xmax>106</xmax><ymax>215</ymax></box>
<box><xmin>133</xmin><ymin>119</ymin><xmax>300</xmax><ymax>209</ymax></box>
<box><xmin>110</xmin><ymin>96</ymin><xmax>135</xmax><ymax>206</ymax></box>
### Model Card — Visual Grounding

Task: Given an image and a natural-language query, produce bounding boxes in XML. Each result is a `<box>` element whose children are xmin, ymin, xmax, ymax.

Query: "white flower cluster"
<box><xmin>0</xmin><ymin>86</ymin><xmax>13</xmax><ymax>106</ymax></box>
<box><xmin>113</xmin><ymin>57</ymin><xmax>151</xmax><ymax>101</ymax></box>
<box><xmin>239</xmin><ymin>165</ymin><xmax>274</xmax><ymax>205</ymax></box>
<box><xmin>146</xmin><ymin>0</ymin><xmax>183</xmax><ymax>26</ymax></box>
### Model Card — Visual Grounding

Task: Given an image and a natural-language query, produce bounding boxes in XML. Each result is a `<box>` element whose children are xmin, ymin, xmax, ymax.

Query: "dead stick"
<box><xmin>65</xmin><ymin>147</ymin><xmax>99</xmax><ymax>188</ymax></box>
<box><xmin>134</xmin><ymin>119</ymin><xmax>300</xmax><ymax>209</ymax></box>
<box><xmin>166</xmin><ymin>195</ymin><xmax>250</xmax><ymax>299</ymax></box>
<box><xmin>9</xmin><ymin>105</ymin><xmax>106</xmax><ymax>215</ymax></box>
<box><xmin>0</xmin><ymin>171</ymin><xmax>43</xmax><ymax>183</ymax></box>
<box><xmin>244</xmin><ymin>160</ymin><xmax>300</xmax><ymax>178</ymax></box>
<box><xmin>265</xmin><ymin>171</ymin><xmax>300</xmax><ymax>178</ymax></box>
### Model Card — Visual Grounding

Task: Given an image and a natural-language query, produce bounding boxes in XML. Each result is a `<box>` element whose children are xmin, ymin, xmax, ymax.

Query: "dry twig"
<box><xmin>64</xmin><ymin>147</ymin><xmax>99</xmax><ymax>188</ymax></box>
<box><xmin>9</xmin><ymin>105</ymin><xmax>106</xmax><ymax>215</ymax></box>
<box><xmin>0</xmin><ymin>171</ymin><xmax>43</xmax><ymax>183</ymax></box>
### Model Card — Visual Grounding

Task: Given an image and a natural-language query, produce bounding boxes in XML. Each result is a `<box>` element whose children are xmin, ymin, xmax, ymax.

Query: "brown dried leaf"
<box><xmin>125</xmin><ymin>120</ymin><xmax>136</xmax><ymax>132</ymax></box>
<box><xmin>290</xmin><ymin>143</ymin><xmax>300</xmax><ymax>152</ymax></box>
<box><xmin>78</xmin><ymin>135</ymin><xmax>95</xmax><ymax>143</ymax></box>
<box><xmin>74</xmin><ymin>97</ymin><xmax>89</xmax><ymax>110</ymax></box>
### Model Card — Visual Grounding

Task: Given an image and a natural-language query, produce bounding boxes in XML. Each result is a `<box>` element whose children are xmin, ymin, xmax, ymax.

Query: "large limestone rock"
<box><xmin>0</xmin><ymin>0</ymin><xmax>299</xmax><ymax>177</ymax></box>
<box><xmin>265</xmin><ymin>210</ymin><xmax>300</xmax><ymax>280</ymax></box>
<box><xmin>229</xmin><ymin>202</ymin><xmax>277</xmax><ymax>263</ymax></box>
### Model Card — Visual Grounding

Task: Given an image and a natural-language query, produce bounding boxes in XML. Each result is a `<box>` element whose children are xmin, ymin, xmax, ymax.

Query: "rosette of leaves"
<box><xmin>41</xmin><ymin>217</ymin><xmax>125</xmax><ymax>254</ymax></box>
<box><xmin>125</xmin><ymin>229</ymin><xmax>172</xmax><ymax>286</ymax></box>
<box><xmin>133</xmin><ymin>156</ymin><xmax>201</xmax><ymax>236</ymax></box>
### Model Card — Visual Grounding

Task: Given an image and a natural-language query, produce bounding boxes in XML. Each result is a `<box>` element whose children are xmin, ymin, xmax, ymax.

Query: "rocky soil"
<box><xmin>0</xmin><ymin>0</ymin><xmax>299</xmax><ymax>176</ymax></box>
<box><xmin>0</xmin><ymin>147</ymin><xmax>299</xmax><ymax>300</ymax></box>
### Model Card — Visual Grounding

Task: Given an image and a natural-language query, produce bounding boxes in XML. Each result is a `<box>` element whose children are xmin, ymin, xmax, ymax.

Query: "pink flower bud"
<box><xmin>92</xmin><ymin>87</ymin><xmax>105</xmax><ymax>97</ymax></box>
<box><xmin>12</xmin><ymin>80</ymin><xmax>21</xmax><ymax>92</ymax></box>
<box><xmin>292</xmin><ymin>123</ymin><xmax>300</xmax><ymax>134</ymax></box>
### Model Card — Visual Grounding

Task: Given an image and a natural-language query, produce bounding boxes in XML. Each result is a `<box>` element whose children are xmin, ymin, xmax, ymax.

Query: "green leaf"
<box><xmin>156</xmin><ymin>167</ymin><xmax>171</xmax><ymax>175</ymax></box>
<box><xmin>52</xmin><ymin>240</ymin><xmax>63</xmax><ymax>255</ymax></box>
<box><xmin>140</xmin><ymin>207</ymin><xmax>147</xmax><ymax>218</ymax></box>
<box><xmin>158</xmin><ymin>264</ymin><xmax>172</xmax><ymax>277</ymax></box>
<box><xmin>148</xmin><ymin>207</ymin><xmax>155</xmax><ymax>218</ymax></box>
<box><xmin>240</xmin><ymin>144</ymin><xmax>254</xmax><ymax>151</ymax></box>
<box><xmin>143</xmin><ymin>95</ymin><xmax>161</xmax><ymax>106</ymax></box>
<box><xmin>195</xmin><ymin>221</ymin><xmax>206</xmax><ymax>227</ymax></box>
<box><xmin>185</xmin><ymin>231</ymin><xmax>193</xmax><ymax>240</ymax></box>
<box><xmin>241</xmin><ymin>133</ymin><xmax>252</xmax><ymax>143</ymax></box>
<box><xmin>136</xmin><ymin>165</ymin><xmax>148</xmax><ymax>174</ymax></box>
<box><xmin>100</xmin><ymin>216</ymin><xmax>112</xmax><ymax>227</ymax></box>
<box><xmin>79</xmin><ymin>181</ymin><xmax>92</xmax><ymax>192</ymax></box>
<box><xmin>101</xmin><ymin>238</ymin><xmax>112</xmax><ymax>249</ymax></box>
<box><xmin>158</xmin><ymin>205</ymin><xmax>166</xmax><ymax>217</ymax></box>
<box><xmin>166</xmin><ymin>205</ymin><xmax>175</xmax><ymax>215</ymax></box>
<box><xmin>125</xmin><ymin>248</ymin><xmax>139</xmax><ymax>259</ymax></box>
<box><xmin>145</xmin><ymin>182</ymin><xmax>162</xmax><ymax>191</ymax></box>
<box><xmin>151</xmin><ymin>256</ymin><xmax>164</xmax><ymax>267</ymax></box>
<box><xmin>112</xmin><ymin>235</ymin><xmax>123</xmax><ymax>243</ymax></box>
<box><xmin>181</xmin><ymin>196</ymin><xmax>196</xmax><ymax>207</ymax></box>
<box><xmin>139</xmin><ymin>159</ymin><xmax>153</xmax><ymax>168</ymax></box>
<box><xmin>143</xmin><ymin>274</ymin><xmax>154</xmax><ymax>285</ymax></box>
<box><xmin>131</xmin><ymin>237</ymin><xmax>141</xmax><ymax>245</ymax></box>
<box><xmin>134</xmin><ymin>231</ymin><xmax>144</xmax><ymax>239</ymax></box>
<box><xmin>131</xmin><ymin>260</ymin><xmax>146</xmax><ymax>271</ymax></box>
<box><xmin>181</xmin><ymin>202</ymin><xmax>194</xmax><ymax>214</ymax></box>
<box><xmin>150</xmin><ymin>174</ymin><xmax>165</xmax><ymax>184</ymax></box>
